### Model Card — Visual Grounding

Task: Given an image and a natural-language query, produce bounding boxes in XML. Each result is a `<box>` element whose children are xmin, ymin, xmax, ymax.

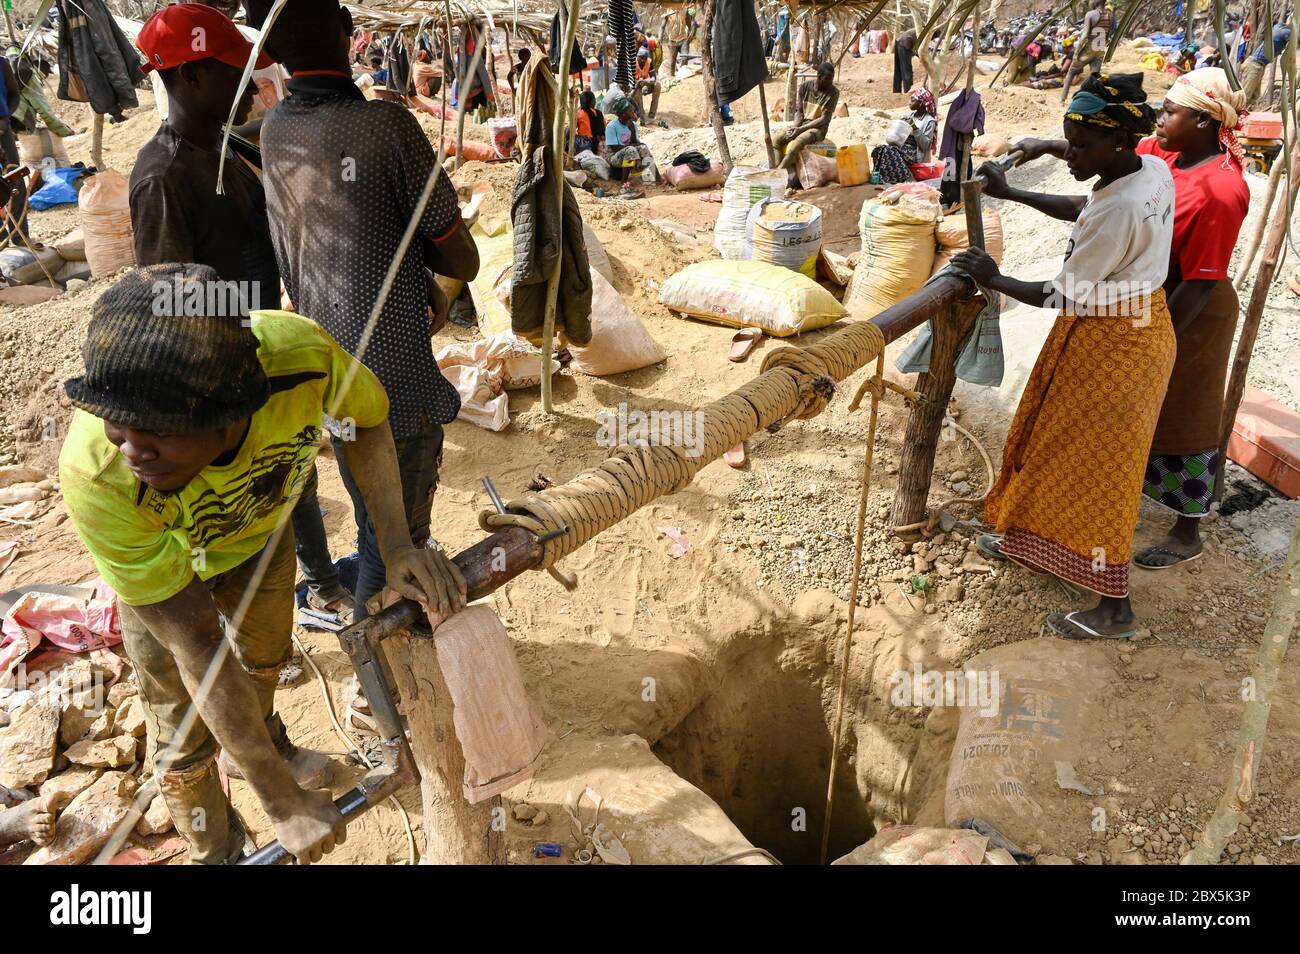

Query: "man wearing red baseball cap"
<box><xmin>130</xmin><ymin>3</ymin><xmax>274</xmax><ymax>286</ymax></box>
<box><xmin>136</xmin><ymin>2</ymin><xmax>272</xmax><ymax>76</ymax></box>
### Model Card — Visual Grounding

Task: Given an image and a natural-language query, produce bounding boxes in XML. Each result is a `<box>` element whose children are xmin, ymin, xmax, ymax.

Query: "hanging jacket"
<box><xmin>713</xmin><ymin>0</ymin><xmax>767</xmax><ymax>104</ymax></box>
<box><xmin>938</xmin><ymin>88</ymin><xmax>985</xmax><ymax>164</ymax></box>
<box><xmin>457</xmin><ymin>21</ymin><xmax>495</xmax><ymax>110</ymax></box>
<box><xmin>386</xmin><ymin>36</ymin><xmax>412</xmax><ymax>95</ymax></box>
<box><xmin>549</xmin><ymin>2</ymin><xmax>588</xmax><ymax>76</ymax></box>
<box><xmin>55</xmin><ymin>0</ymin><xmax>142</xmax><ymax>116</ymax></box>
<box><xmin>510</xmin><ymin>56</ymin><xmax>592</xmax><ymax>345</ymax></box>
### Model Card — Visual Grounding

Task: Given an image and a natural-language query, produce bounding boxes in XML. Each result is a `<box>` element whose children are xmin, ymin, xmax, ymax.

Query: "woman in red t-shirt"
<box><xmin>1131</xmin><ymin>68</ymin><xmax>1249</xmax><ymax>569</ymax></box>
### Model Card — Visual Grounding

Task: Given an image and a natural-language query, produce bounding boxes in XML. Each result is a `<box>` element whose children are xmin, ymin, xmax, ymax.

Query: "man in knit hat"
<box><xmin>130</xmin><ymin>3</ymin><xmax>357</xmax><ymax>626</ymax></box>
<box><xmin>59</xmin><ymin>263</ymin><xmax>467</xmax><ymax>864</ymax></box>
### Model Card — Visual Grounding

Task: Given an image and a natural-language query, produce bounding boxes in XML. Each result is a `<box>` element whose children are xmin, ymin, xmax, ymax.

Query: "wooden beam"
<box><xmin>785</xmin><ymin>0</ymin><xmax>801</xmax><ymax>120</ymax></box>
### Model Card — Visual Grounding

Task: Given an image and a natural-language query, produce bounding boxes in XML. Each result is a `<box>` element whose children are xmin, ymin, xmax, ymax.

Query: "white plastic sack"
<box><xmin>430</xmin><ymin>605</ymin><xmax>547</xmax><ymax>804</ymax></box>
<box><xmin>576</xmin><ymin>150</ymin><xmax>612</xmax><ymax>180</ymax></box>
<box><xmin>746</xmin><ymin>198</ymin><xmax>823</xmax><ymax>277</ymax></box>
<box><xmin>885</xmin><ymin>119</ymin><xmax>910</xmax><ymax>147</ymax></box>
<box><xmin>569</xmin><ymin>270</ymin><xmax>668</xmax><ymax>375</ymax></box>
<box><xmin>714</xmin><ymin>165</ymin><xmax>787</xmax><ymax>260</ymax></box>
<box><xmin>78</xmin><ymin>170</ymin><xmax>135</xmax><ymax>278</ymax></box>
<box><xmin>436</xmin><ymin>334</ymin><xmax>559</xmax><ymax>431</ymax></box>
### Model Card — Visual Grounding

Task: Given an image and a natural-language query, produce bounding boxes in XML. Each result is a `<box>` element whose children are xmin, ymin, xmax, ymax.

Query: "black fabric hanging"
<box><xmin>549</xmin><ymin>2</ymin><xmax>588</xmax><ymax>76</ymax></box>
<box><xmin>386</xmin><ymin>36</ymin><xmax>412</xmax><ymax>95</ymax></box>
<box><xmin>713</xmin><ymin>0</ymin><xmax>767</xmax><ymax>105</ymax></box>
<box><xmin>607</xmin><ymin>0</ymin><xmax>637</xmax><ymax>89</ymax></box>
<box><xmin>55</xmin><ymin>0</ymin><xmax>143</xmax><ymax>115</ymax></box>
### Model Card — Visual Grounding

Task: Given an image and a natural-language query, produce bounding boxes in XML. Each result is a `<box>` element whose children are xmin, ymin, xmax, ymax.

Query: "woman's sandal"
<box><xmin>976</xmin><ymin>533</ymin><xmax>1008</xmax><ymax>561</ymax></box>
<box><xmin>1042</xmin><ymin>611</ymin><xmax>1136</xmax><ymax>641</ymax></box>
<box><xmin>1134</xmin><ymin>545</ymin><xmax>1202</xmax><ymax>571</ymax></box>
<box><xmin>729</xmin><ymin>327</ymin><xmax>763</xmax><ymax>362</ymax></box>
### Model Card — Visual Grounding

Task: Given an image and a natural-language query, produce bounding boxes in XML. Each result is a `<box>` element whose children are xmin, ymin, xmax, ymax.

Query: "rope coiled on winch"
<box><xmin>478</xmin><ymin>320</ymin><xmax>887</xmax><ymax>571</ymax></box>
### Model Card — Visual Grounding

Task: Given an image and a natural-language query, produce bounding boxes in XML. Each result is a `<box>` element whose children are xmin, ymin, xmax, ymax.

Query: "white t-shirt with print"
<box><xmin>1052</xmin><ymin>154</ymin><xmax>1174</xmax><ymax>310</ymax></box>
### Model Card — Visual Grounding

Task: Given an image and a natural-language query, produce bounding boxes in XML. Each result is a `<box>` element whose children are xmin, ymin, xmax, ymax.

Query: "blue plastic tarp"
<box><xmin>28</xmin><ymin>166</ymin><xmax>86</xmax><ymax>210</ymax></box>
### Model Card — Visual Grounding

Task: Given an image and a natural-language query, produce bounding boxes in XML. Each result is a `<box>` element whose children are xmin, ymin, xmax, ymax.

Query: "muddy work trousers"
<box><xmin>633</xmin><ymin>78</ymin><xmax>661</xmax><ymax>119</ymax></box>
<box><xmin>118</xmin><ymin>529</ymin><xmax>297</xmax><ymax>864</ymax></box>
<box><xmin>775</xmin><ymin>127</ymin><xmax>822</xmax><ymax>170</ymax></box>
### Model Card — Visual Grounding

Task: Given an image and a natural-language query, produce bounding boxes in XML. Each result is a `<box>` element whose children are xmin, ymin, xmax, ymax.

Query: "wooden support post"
<box><xmin>888</xmin><ymin>299</ymin><xmax>982</xmax><ymax>530</ymax></box>
<box><xmin>90</xmin><ymin>114</ymin><xmax>105</xmax><ymax>169</ymax></box>
<box><xmin>1215</xmin><ymin>142</ymin><xmax>1300</xmax><ymax>502</ymax></box>
<box><xmin>384</xmin><ymin>639</ymin><xmax>505</xmax><ymax>864</ymax></box>
<box><xmin>701</xmin><ymin>0</ymin><xmax>734</xmax><ymax>174</ymax></box>
<box><xmin>540</xmin><ymin>0</ymin><xmax>581</xmax><ymax>415</ymax></box>
<box><xmin>441</xmin><ymin>3</ymin><xmax>454</xmax><ymax>152</ymax></box>
<box><xmin>757</xmin><ymin>78</ymin><xmax>777</xmax><ymax>169</ymax></box>
<box><xmin>1187</xmin><ymin>509</ymin><xmax>1300</xmax><ymax>863</ymax></box>
<box><xmin>784</xmin><ymin>0</ymin><xmax>800</xmax><ymax>120</ymax></box>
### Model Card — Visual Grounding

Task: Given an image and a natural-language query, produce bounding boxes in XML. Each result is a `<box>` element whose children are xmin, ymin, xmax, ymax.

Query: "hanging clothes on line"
<box><xmin>511</xmin><ymin>55</ymin><xmax>593</xmax><ymax>346</ymax></box>
<box><xmin>386</xmin><ymin>34</ymin><xmax>412</xmax><ymax>95</ymax></box>
<box><xmin>457</xmin><ymin>19</ymin><xmax>496</xmax><ymax>112</ymax></box>
<box><xmin>607</xmin><ymin>0</ymin><xmax>637</xmax><ymax>89</ymax></box>
<box><xmin>550</xmin><ymin>2</ymin><xmax>588</xmax><ymax>76</ymax></box>
<box><xmin>713</xmin><ymin>0</ymin><xmax>768</xmax><ymax>104</ymax></box>
<box><xmin>938</xmin><ymin>88</ymin><xmax>985</xmax><ymax>208</ymax></box>
<box><xmin>55</xmin><ymin>0</ymin><xmax>143</xmax><ymax>118</ymax></box>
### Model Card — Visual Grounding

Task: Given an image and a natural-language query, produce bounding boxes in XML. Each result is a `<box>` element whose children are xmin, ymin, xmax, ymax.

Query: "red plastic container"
<box><xmin>1241</xmin><ymin>111</ymin><xmax>1283</xmax><ymax>140</ymax></box>
<box><xmin>1227</xmin><ymin>384</ymin><xmax>1300</xmax><ymax>499</ymax></box>
<box><xmin>909</xmin><ymin>161</ymin><xmax>946</xmax><ymax>181</ymax></box>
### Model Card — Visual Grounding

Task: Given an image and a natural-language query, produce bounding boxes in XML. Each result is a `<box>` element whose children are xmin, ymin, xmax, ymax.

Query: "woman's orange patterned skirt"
<box><xmin>986</xmin><ymin>290</ymin><xmax>1177</xmax><ymax>598</ymax></box>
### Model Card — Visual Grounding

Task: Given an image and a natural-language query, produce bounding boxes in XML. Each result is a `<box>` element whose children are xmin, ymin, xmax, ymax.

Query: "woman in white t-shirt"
<box><xmin>952</xmin><ymin>73</ymin><xmax>1176</xmax><ymax>642</ymax></box>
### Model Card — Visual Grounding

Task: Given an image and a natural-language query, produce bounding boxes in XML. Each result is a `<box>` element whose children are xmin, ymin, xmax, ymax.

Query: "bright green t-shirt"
<box><xmin>59</xmin><ymin>310</ymin><xmax>390</xmax><ymax>606</ymax></box>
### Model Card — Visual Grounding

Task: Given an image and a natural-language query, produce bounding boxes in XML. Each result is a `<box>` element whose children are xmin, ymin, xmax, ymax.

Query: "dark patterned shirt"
<box><xmin>260</xmin><ymin>73</ymin><xmax>461</xmax><ymax>439</ymax></box>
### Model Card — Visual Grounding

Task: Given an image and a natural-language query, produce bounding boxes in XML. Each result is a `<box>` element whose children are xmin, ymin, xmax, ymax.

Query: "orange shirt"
<box><xmin>636</xmin><ymin>59</ymin><xmax>652</xmax><ymax>80</ymax></box>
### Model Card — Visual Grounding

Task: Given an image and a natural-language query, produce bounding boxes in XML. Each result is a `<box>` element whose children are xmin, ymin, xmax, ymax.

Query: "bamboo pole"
<box><xmin>455</xmin><ymin>68</ymin><xmax>470</xmax><ymax>168</ymax></box>
<box><xmin>442</xmin><ymin>3</ymin><xmax>454</xmax><ymax>154</ymax></box>
<box><xmin>1214</xmin><ymin>142</ymin><xmax>1300</xmax><ymax>503</ymax></box>
<box><xmin>1214</xmin><ymin>0</ymin><xmax>1240</xmax><ymax>88</ymax></box>
<box><xmin>539</xmin><ymin>0</ymin><xmax>580</xmax><ymax>415</ymax></box>
<box><xmin>701</xmin><ymin>0</ymin><xmax>734</xmax><ymax>174</ymax></box>
<box><xmin>965</xmin><ymin>2</ymin><xmax>980</xmax><ymax>91</ymax></box>
<box><xmin>1185</xmin><ymin>512</ymin><xmax>1300</xmax><ymax>863</ymax></box>
<box><xmin>785</xmin><ymin>0</ymin><xmax>801</xmax><ymax>120</ymax></box>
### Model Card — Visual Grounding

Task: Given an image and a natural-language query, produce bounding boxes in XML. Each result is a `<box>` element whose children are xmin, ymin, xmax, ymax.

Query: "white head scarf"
<box><xmin>1165</xmin><ymin>67</ymin><xmax>1249</xmax><ymax>168</ymax></box>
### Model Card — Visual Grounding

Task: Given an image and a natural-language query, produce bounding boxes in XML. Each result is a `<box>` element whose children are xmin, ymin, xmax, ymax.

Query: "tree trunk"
<box><xmin>888</xmin><ymin>299</ymin><xmax>983</xmax><ymax>530</ymax></box>
<box><xmin>701</xmin><ymin>0</ymin><xmax>734</xmax><ymax>173</ymax></box>
<box><xmin>385</xmin><ymin>637</ymin><xmax>505</xmax><ymax>864</ymax></box>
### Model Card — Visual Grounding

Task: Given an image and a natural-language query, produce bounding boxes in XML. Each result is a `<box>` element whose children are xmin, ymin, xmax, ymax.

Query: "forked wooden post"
<box><xmin>888</xmin><ymin>298</ymin><xmax>982</xmax><ymax>530</ymax></box>
<box><xmin>385</xmin><ymin>638</ymin><xmax>506</xmax><ymax>864</ymax></box>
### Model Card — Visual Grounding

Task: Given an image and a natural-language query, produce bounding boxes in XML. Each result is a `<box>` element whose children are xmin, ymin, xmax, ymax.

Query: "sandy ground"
<box><xmin>2</xmin><ymin>46</ymin><xmax>1299</xmax><ymax>866</ymax></box>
